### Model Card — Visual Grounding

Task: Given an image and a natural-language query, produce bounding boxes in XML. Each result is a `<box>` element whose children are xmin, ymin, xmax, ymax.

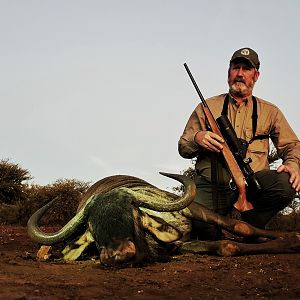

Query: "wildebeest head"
<box><xmin>27</xmin><ymin>173</ymin><xmax>196</xmax><ymax>266</ymax></box>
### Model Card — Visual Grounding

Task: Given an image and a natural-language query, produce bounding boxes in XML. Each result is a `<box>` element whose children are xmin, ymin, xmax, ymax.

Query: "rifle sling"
<box><xmin>221</xmin><ymin>94</ymin><xmax>270</xmax><ymax>143</ymax></box>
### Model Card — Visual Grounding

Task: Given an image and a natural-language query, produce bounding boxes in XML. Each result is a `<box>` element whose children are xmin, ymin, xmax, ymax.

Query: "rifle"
<box><xmin>183</xmin><ymin>63</ymin><xmax>257</xmax><ymax>212</ymax></box>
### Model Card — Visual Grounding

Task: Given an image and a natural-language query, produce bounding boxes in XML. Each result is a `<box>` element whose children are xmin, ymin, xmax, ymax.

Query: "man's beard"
<box><xmin>229</xmin><ymin>78</ymin><xmax>254</xmax><ymax>98</ymax></box>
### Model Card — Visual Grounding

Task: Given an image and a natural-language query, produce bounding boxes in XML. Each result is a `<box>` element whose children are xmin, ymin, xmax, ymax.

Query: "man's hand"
<box><xmin>195</xmin><ymin>131</ymin><xmax>224</xmax><ymax>152</ymax></box>
<box><xmin>277</xmin><ymin>164</ymin><xmax>300</xmax><ymax>192</ymax></box>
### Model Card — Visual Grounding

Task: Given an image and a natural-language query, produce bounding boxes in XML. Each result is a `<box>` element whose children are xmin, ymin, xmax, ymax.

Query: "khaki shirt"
<box><xmin>178</xmin><ymin>93</ymin><xmax>300</xmax><ymax>182</ymax></box>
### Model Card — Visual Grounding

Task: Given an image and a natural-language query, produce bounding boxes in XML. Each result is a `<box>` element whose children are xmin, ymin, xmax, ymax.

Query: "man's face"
<box><xmin>228</xmin><ymin>60</ymin><xmax>260</xmax><ymax>98</ymax></box>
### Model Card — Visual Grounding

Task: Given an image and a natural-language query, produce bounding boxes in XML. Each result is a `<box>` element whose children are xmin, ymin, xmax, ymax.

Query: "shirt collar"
<box><xmin>228</xmin><ymin>93</ymin><xmax>252</xmax><ymax>106</ymax></box>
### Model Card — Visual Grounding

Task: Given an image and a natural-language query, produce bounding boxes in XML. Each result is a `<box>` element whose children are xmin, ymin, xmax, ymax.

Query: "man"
<box><xmin>178</xmin><ymin>48</ymin><xmax>300</xmax><ymax>238</ymax></box>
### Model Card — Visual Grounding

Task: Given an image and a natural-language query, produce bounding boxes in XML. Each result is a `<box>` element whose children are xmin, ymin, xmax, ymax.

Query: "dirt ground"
<box><xmin>0</xmin><ymin>226</ymin><xmax>299</xmax><ymax>300</ymax></box>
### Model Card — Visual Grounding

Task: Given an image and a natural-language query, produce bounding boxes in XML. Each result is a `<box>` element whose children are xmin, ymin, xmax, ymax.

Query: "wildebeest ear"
<box><xmin>140</xmin><ymin>211</ymin><xmax>182</xmax><ymax>243</ymax></box>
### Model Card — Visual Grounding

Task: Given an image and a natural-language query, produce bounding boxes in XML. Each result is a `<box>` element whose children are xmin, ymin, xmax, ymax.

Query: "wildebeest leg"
<box><xmin>182</xmin><ymin>202</ymin><xmax>300</xmax><ymax>256</ymax></box>
<box><xmin>185</xmin><ymin>202</ymin><xmax>286</xmax><ymax>239</ymax></box>
<box><xmin>179</xmin><ymin>233</ymin><xmax>300</xmax><ymax>256</ymax></box>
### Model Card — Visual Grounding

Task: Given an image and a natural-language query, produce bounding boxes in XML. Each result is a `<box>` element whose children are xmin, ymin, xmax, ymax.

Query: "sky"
<box><xmin>1</xmin><ymin>0</ymin><xmax>300</xmax><ymax>190</ymax></box>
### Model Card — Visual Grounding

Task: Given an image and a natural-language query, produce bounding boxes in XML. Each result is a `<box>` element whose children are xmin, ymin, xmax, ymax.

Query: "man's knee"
<box><xmin>249</xmin><ymin>170</ymin><xmax>295</xmax><ymax>219</ymax></box>
<box><xmin>277</xmin><ymin>172</ymin><xmax>296</xmax><ymax>201</ymax></box>
<box><xmin>254</xmin><ymin>170</ymin><xmax>295</xmax><ymax>201</ymax></box>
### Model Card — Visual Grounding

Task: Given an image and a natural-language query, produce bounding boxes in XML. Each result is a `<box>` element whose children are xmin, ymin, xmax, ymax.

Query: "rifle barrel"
<box><xmin>183</xmin><ymin>63</ymin><xmax>207</xmax><ymax>107</ymax></box>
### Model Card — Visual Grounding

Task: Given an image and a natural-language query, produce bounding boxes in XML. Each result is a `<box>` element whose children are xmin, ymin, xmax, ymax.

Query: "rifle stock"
<box><xmin>184</xmin><ymin>63</ymin><xmax>253</xmax><ymax>212</ymax></box>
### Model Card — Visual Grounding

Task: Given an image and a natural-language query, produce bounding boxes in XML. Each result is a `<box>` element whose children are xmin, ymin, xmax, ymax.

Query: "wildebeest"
<box><xmin>27</xmin><ymin>172</ymin><xmax>300</xmax><ymax>266</ymax></box>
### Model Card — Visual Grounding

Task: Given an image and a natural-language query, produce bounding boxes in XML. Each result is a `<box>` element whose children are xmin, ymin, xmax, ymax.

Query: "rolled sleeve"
<box><xmin>271</xmin><ymin>108</ymin><xmax>300</xmax><ymax>173</ymax></box>
<box><xmin>178</xmin><ymin>105</ymin><xmax>206</xmax><ymax>159</ymax></box>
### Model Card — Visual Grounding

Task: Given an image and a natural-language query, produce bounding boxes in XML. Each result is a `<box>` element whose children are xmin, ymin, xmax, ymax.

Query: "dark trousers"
<box><xmin>243</xmin><ymin>170</ymin><xmax>295</xmax><ymax>228</ymax></box>
<box><xmin>191</xmin><ymin>170</ymin><xmax>295</xmax><ymax>239</ymax></box>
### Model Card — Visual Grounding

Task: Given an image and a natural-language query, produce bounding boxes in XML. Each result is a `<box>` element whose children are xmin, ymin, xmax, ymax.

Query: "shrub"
<box><xmin>0</xmin><ymin>159</ymin><xmax>32</xmax><ymax>204</ymax></box>
<box><xmin>17</xmin><ymin>178</ymin><xmax>91</xmax><ymax>226</ymax></box>
<box><xmin>0</xmin><ymin>203</ymin><xmax>19</xmax><ymax>225</ymax></box>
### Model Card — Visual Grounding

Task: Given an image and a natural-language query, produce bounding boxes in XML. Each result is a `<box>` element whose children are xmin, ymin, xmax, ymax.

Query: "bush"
<box><xmin>173</xmin><ymin>162</ymin><xmax>197</xmax><ymax>195</ymax></box>
<box><xmin>0</xmin><ymin>159</ymin><xmax>32</xmax><ymax>204</ymax></box>
<box><xmin>16</xmin><ymin>179</ymin><xmax>91</xmax><ymax>226</ymax></box>
<box><xmin>0</xmin><ymin>203</ymin><xmax>20</xmax><ymax>225</ymax></box>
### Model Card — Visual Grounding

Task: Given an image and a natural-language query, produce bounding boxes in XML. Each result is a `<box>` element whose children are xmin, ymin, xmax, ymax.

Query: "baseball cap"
<box><xmin>230</xmin><ymin>47</ymin><xmax>260</xmax><ymax>70</ymax></box>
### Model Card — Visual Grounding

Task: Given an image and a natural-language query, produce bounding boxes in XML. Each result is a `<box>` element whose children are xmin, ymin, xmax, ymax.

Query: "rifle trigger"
<box><xmin>229</xmin><ymin>179</ymin><xmax>237</xmax><ymax>191</ymax></box>
<box><xmin>243</xmin><ymin>157</ymin><xmax>252</xmax><ymax>164</ymax></box>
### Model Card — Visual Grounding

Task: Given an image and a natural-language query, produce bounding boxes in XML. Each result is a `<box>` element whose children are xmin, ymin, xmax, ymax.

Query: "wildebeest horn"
<box><xmin>27</xmin><ymin>195</ymin><xmax>97</xmax><ymax>245</ymax></box>
<box><xmin>122</xmin><ymin>172</ymin><xmax>196</xmax><ymax>212</ymax></box>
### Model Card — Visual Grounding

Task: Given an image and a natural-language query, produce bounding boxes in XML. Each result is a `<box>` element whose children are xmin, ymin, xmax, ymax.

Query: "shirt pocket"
<box><xmin>245</xmin><ymin>129</ymin><xmax>269</xmax><ymax>155</ymax></box>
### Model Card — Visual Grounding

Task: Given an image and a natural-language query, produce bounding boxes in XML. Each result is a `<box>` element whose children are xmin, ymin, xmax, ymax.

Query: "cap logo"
<box><xmin>241</xmin><ymin>49</ymin><xmax>250</xmax><ymax>56</ymax></box>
